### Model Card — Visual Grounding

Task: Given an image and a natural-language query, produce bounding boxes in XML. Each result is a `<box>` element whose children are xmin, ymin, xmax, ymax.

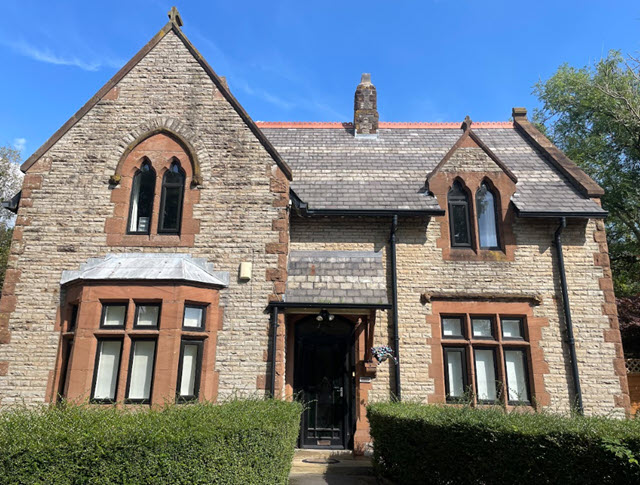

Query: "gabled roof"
<box><xmin>259</xmin><ymin>118</ymin><xmax>607</xmax><ymax>218</ymax></box>
<box><xmin>20</xmin><ymin>9</ymin><xmax>292</xmax><ymax>180</ymax></box>
<box><xmin>61</xmin><ymin>253</ymin><xmax>229</xmax><ymax>287</ymax></box>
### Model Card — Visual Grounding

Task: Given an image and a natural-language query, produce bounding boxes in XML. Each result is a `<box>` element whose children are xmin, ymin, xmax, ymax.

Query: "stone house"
<box><xmin>0</xmin><ymin>9</ymin><xmax>629</xmax><ymax>453</ymax></box>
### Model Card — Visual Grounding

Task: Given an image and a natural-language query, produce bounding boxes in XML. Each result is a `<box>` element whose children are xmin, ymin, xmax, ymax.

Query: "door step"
<box><xmin>290</xmin><ymin>449</ymin><xmax>373</xmax><ymax>476</ymax></box>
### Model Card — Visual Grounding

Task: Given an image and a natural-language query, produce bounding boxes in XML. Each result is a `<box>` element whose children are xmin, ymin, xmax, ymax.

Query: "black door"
<box><xmin>294</xmin><ymin>317</ymin><xmax>354</xmax><ymax>449</ymax></box>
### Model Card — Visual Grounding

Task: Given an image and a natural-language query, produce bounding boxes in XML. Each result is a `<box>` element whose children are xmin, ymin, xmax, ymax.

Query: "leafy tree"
<box><xmin>533</xmin><ymin>52</ymin><xmax>640</xmax><ymax>297</ymax></box>
<box><xmin>0</xmin><ymin>146</ymin><xmax>23</xmax><ymax>292</ymax></box>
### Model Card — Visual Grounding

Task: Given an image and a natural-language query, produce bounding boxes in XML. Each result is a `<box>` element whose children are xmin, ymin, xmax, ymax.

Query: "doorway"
<box><xmin>294</xmin><ymin>316</ymin><xmax>355</xmax><ymax>449</ymax></box>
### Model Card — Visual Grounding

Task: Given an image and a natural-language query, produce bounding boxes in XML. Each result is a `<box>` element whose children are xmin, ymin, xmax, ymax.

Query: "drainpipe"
<box><xmin>390</xmin><ymin>215</ymin><xmax>401</xmax><ymax>400</ymax></box>
<box><xmin>554</xmin><ymin>217</ymin><xmax>584</xmax><ymax>414</ymax></box>
<box><xmin>270</xmin><ymin>305</ymin><xmax>279</xmax><ymax>397</ymax></box>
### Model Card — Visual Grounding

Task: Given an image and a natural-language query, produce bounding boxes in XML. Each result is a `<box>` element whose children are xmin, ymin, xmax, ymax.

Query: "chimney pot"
<box><xmin>354</xmin><ymin>73</ymin><xmax>379</xmax><ymax>137</ymax></box>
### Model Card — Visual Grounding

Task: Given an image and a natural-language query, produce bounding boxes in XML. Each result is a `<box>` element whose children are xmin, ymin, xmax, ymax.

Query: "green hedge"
<box><xmin>368</xmin><ymin>402</ymin><xmax>640</xmax><ymax>485</ymax></box>
<box><xmin>0</xmin><ymin>399</ymin><xmax>302</xmax><ymax>484</ymax></box>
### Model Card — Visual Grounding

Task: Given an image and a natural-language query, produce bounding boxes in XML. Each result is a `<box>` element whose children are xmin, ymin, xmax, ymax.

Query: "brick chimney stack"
<box><xmin>354</xmin><ymin>73</ymin><xmax>379</xmax><ymax>137</ymax></box>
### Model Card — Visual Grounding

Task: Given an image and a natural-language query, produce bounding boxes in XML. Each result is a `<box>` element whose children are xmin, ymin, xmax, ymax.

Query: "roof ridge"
<box><xmin>256</xmin><ymin>121</ymin><xmax>513</xmax><ymax>129</ymax></box>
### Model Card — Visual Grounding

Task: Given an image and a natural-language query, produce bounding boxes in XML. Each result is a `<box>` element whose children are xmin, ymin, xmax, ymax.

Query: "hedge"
<box><xmin>367</xmin><ymin>402</ymin><xmax>640</xmax><ymax>485</ymax></box>
<box><xmin>0</xmin><ymin>399</ymin><xmax>302</xmax><ymax>484</ymax></box>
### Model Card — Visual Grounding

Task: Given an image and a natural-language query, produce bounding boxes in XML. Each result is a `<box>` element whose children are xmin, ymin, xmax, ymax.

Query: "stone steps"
<box><xmin>290</xmin><ymin>449</ymin><xmax>374</xmax><ymax>477</ymax></box>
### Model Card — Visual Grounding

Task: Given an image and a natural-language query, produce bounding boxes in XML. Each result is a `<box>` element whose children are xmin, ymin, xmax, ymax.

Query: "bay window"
<box><xmin>91</xmin><ymin>339</ymin><xmax>123</xmax><ymax>403</ymax></box>
<box><xmin>125</xmin><ymin>339</ymin><xmax>157</xmax><ymax>403</ymax></box>
<box><xmin>177</xmin><ymin>340</ymin><xmax>203</xmax><ymax>402</ymax></box>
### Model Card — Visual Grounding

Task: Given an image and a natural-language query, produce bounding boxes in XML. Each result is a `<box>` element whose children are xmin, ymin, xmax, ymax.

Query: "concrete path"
<box><xmin>289</xmin><ymin>449</ymin><xmax>378</xmax><ymax>485</ymax></box>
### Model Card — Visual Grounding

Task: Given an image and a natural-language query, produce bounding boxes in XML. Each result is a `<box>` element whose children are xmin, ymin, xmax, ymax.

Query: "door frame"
<box><xmin>293</xmin><ymin>315</ymin><xmax>356</xmax><ymax>450</ymax></box>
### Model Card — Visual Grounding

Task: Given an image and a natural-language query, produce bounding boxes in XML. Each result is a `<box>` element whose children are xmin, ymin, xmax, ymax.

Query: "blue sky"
<box><xmin>1</xmin><ymin>0</ymin><xmax>639</xmax><ymax>161</ymax></box>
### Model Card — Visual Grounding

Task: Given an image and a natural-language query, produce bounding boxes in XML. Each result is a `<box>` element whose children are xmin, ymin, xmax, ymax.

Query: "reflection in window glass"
<box><xmin>135</xmin><ymin>305</ymin><xmax>160</xmax><ymax>328</ymax></box>
<box><xmin>442</xmin><ymin>317</ymin><xmax>463</xmax><ymax>337</ymax></box>
<box><xmin>183</xmin><ymin>306</ymin><xmax>204</xmax><ymax>329</ymax></box>
<box><xmin>502</xmin><ymin>318</ymin><xmax>523</xmax><ymax>339</ymax></box>
<box><xmin>102</xmin><ymin>305</ymin><xmax>126</xmax><ymax>327</ymax></box>
<box><xmin>472</xmin><ymin>318</ymin><xmax>493</xmax><ymax>338</ymax></box>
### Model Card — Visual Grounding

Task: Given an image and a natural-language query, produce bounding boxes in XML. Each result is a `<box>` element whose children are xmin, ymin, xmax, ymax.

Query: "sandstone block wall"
<box><xmin>290</xmin><ymin>214</ymin><xmax>626</xmax><ymax>416</ymax></box>
<box><xmin>0</xmin><ymin>30</ymin><xmax>287</xmax><ymax>405</ymax></box>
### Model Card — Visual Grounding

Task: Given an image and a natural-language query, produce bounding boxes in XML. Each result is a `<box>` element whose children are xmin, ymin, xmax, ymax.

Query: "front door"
<box><xmin>294</xmin><ymin>317</ymin><xmax>354</xmax><ymax>449</ymax></box>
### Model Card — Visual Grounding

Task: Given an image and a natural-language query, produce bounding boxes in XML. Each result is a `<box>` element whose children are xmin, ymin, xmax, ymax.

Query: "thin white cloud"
<box><xmin>3</xmin><ymin>38</ymin><xmax>123</xmax><ymax>72</ymax></box>
<box><xmin>13</xmin><ymin>138</ymin><xmax>26</xmax><ymax>153</ymax></box>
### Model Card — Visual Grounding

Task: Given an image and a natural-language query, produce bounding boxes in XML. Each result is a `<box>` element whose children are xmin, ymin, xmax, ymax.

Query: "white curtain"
<box><xmin>442</xmin><ymin>318</ymin><xmax>462</xmax><ymax>337</ymax></box>
<box><xmin>179</xmin><ymin>344</ymin><xmax>199</xmax><ymax>396</ymax></box>
<box><xmin>93</xmin><ymin>341</ymin><xmax>121</xmax><ymax>400</ymax></box>
<box><xmin>128</xmin><ymin>341</ymin><xmax>155</xmax><ymax>400</ymax></box>
<box><xmin>129</xmin><ymin>174</ymin><xmax>141</xmax><ymax>232</ymax></box>
<box><xmin>474</xmin><ymin>349</ymin><xmax>497</xmax><ymax>401</ymax></box>
<box><xmin>103</xmin><ymin>305</ymin><xmax>126</xmax><ymax>327</ymax></box>
<box><xmin>477</xmin><ymin>187</ymin><xmax>498</xmax><ymax>248</ymax></box>
<box><xmin>183</xmin><ymin>307</ymin><xmax>203</xmax><ymax>328</ymax></box>
<box><xmin>505</xmin><ymin>350</ymin><xmax>529</xmax><ymax>402</ymax></box>
<box><xmin>137</xmin><ymin>306</ymin><xmax>159</xmax><ymax>327</ymax></box>
<box><xmin>446</xmin><ymin>350</ymin><xmax>464</xmax><ymax>397</ymax></box>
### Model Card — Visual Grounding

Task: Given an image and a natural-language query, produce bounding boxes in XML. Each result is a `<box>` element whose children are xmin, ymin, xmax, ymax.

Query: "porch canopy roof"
<box><xmin>284</xmin><ymin>250</ymin><xmax>389</xmax><ymax>307</ymax></box>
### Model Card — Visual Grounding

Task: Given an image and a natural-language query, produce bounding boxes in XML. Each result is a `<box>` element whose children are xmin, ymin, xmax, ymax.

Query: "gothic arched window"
<box><xmin>448</xmin><ymin>181</ymin><xmax>472</xmax><ymax>247</ymax></box>
<box><xmin>128</xmin><ymin>160</ymin><xmax>155</xmax><ymax>234</ymax></box>
<box><xmin>158</xmin><ymin>160</ymin><xmax>185</xmax><ymax>234</ymax></box>
<box><xmin>476</xmin><ymin>182</ymin><xmax>500</xmax><ymax>249</ymax></box>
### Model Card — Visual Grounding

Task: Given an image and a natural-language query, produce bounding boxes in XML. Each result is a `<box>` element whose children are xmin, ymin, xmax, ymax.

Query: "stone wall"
<box><xmin>0</xmin><ymin>30</ymin><xmax>288</xmax><ymax>405</ymax></box>
<box><xmin>290</xmin><ymin>214</ymin><xmax>627</xmax><ymax>416</ymax></box>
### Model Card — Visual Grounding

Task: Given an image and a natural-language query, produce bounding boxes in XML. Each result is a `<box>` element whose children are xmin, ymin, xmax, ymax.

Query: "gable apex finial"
<box><xmin>168</xmin><ymin>6</ymin><xmax>183</xmax><ymax>27</ymax></box>
<box><xmin>461</xmin><ymin>115</ymin><xmax>472</xmax><ymax>132</ymax></box>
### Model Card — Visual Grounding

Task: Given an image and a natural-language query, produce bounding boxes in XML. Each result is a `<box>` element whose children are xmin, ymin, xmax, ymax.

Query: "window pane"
<box><xmin>476</xmin><ymin>185</ymin><xmax>499</xmax><ymax>248</ymax></box>
<box><xmin>442</xmin><ymin>317</ymin><xmax>463</xmax><ymax>337</ymax></box>
<box><xmin>127</xmin><ymin>340</ymin><xmax>155</xmax><ymax>401</ymax></box>
<box><xmin>474</xmin><ymin>349</ymin><xmax>497</xmax><ymax>401</ymax></box>
<box><xmin>102</xmin><ymin>305</ymin><xmax>126</xmax><ymax>327</ymax></box>
<box><xmin>183</xmin><ymin>306</ymin><xmax>204</xmax><ymax>329</ymax></box>
<box><xmin>472</xmin><ymin>318</ymin><xmax>493</xmax><ymax>338</ymax></box>
<box><xmin>444</xmin><ymin>349</ymin><xmax>465</xmax><ymax>399</ymax></box>
<box><xmin>93</xmin><ymin>340</ymin><xmax>122</xmax><ymax>401</ymax></box>
<box><xmin>136</xmin><ymin>305</ymin><xmax>159</xmax><ymax>327</ymax></box>
<box><xmin>129</xmin><ymin>166</ymin><xmax>155</xmax><ymax>233</ymax></box>
<box><xmin>502</xmin><ymin>318</ymin><xmax>523</xmax><ymax>339</ymax></box>
<box><xmin>179</xmin><ymin>344</ymin><xmax>200</xmax><ymax>397</ymax></box>
<box><xmin>160</xmin><ymin>186</ymin><xmax>182</xmax><ymax>232</ymax></box>
<box><xmin>505</xmin><ymin>350</ymin><xmax>530</xmax><ymax>402</ymax></box>
<box><xmin>69</xmin><ymin>305</ymin><xmax>79</xmax><ymax>331</ymax></box>
<box><xmin>451</xmin><ymin>204</ymin><xmax>470</xmax><ymax>245</ymax></box>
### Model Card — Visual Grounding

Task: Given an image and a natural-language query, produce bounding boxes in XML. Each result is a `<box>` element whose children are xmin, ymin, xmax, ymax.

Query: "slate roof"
<box><xmin>259</xmin><ymin>123</ymin><xmax>606</xmax><ymax>217</ymax></box>
<box><xmin>61</xmin><ymin>253</ymin><xmax>229</xmax><ymax>287</ymax></box>
<box><xmin>285</xmin><ymin>251</ymin><xmax>389</xmax><ymax>305</ymax></box>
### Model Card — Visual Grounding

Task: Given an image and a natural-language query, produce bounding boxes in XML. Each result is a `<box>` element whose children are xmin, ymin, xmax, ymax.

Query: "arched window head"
<box><xmin>476</xmin><ymin>183</ymin><xmax>500</xmax><ymax>249</ymax></box>
<box><xmin>158</xmin><ymin>160</ymin><xmax>185</xmax><ymax>234</ymax></box>
<box><xmin>448</xmin><ymin>181</ymin><xmax>471</xmax><ymax>247</ymax></box>
<box><xmin>128</xmin><ymin>160</ymin><xmax>155</xmax><ymax>234</ymax></box>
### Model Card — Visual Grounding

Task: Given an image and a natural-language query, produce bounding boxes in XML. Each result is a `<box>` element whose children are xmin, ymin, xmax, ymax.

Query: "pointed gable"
<box><xmin>426</xmin><ymin>117</ymin><xmax>518</xmax><ymax>184</ymax></box>
<box><xmin>20</xmin><ymin>9</ymin><xmax>292</xmax><ymax>181</ymax></box>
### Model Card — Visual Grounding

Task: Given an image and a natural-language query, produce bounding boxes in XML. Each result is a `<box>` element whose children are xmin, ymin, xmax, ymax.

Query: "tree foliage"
<box><xmin>533</xmin><ymin>52</ymin><xmax>640</xmax><ymax>297</ymax></box>
<box><xmin>0</xmin><ymin>145</ymin><xmax>22</xmax><ymax>293</ymax></box>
